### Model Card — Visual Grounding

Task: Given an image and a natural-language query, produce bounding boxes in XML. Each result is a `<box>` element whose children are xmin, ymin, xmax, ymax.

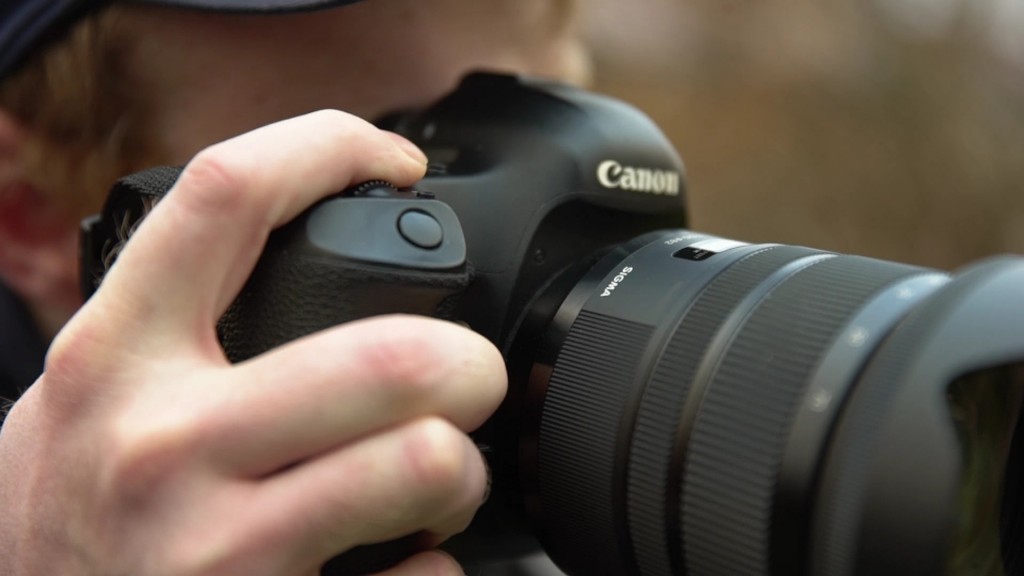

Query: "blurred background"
<box><xmin>582</xmin><ymin>0</ymin><xmax>1024</xmax><ymax>270</ymax></box>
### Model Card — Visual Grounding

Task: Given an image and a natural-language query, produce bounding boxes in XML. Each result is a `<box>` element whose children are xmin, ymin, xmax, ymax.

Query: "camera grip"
<box><xmin>214</xmin><ymin>196</ymin><xmax>474</xmax><ymax>574</ymax></box>
<box><xmin>218</xmin><ymin>225</ymin><xmax>471</xmax><ymax>362</ymax></box>
<box><xmin>203</xmin><ymin>180</ymin><xmax>470</xmax><ymax>361</ymax></box>
<box><xmin>88</xmin><ymin>168</ymin><xmax>473</xmax><ymax>572</ymax></box>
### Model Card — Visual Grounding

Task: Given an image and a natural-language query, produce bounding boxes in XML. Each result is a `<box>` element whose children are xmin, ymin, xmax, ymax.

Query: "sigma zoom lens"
<box><xmin>517</xmin><ymin>230</ymin><xmax>1024</xmax><ymax>576</ymax></box>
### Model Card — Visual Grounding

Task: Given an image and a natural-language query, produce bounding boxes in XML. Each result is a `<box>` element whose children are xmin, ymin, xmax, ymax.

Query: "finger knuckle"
<box><xmin>403</xmin><ymin>418</ymin><xmax>474</xmax><ymax>494</ymax></box>
<box><xmin>159</xmin><ymin>537</ymin><xmax>225</xmax><ymax>576</ymax></box>
<box><xmin>39</xmin><ymin>317</ymin><xmax>114</xmax><ymax>408</ymax></box>
<box><xmin>101</xmin><ymin>412</ymin><xmax>201</xmax><ymax>498</ymax></box>
<box><xmin>44</xmin><ymin>324</ymin><xmax>94</xmax><ymax>384</ymax></box>
<box><xmin>310</xmin><ymin>108</ymin><xmax>374</xmax><ymax>138</ymax></box>
<box><xmin>176</xmin><ymin>149</ymin><xmax>255</xmax><ymax>217</ymax></box>
<box><xmin>163</xmin><ymin>530</ymin><xmax>274</xmax><ymax>576</ymax></box>
<box><xmin>303</xmin><ymin>109</ymin><xmax>380</xmax><ymax>153</ymax></box>
<box><xmin>308</xmin><ymin>107</ymin><xmax>358</xmax><ymax>127</ymax></box>
<box><xmin>361</xmin><ymin>325</ymin><xmax>450</xmax><ymax>396</ymax></box>
<box><xmin>417</xmin><ymin>551</ymin><xmax>465</xmax><ymax>576</ymax></box>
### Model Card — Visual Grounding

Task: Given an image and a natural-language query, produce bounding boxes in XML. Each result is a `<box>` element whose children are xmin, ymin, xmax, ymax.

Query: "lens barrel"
<box><xmin>522</xmin><ymin>230</ymin><xmax>1024</xmax><ymax>576</ymax></box>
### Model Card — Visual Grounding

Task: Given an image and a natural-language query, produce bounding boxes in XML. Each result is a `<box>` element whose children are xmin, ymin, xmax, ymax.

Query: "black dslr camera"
<box><xmin>82</xmin><ymin>73</ymin><xmax>1024</xmax><ymax>576</ymax></box>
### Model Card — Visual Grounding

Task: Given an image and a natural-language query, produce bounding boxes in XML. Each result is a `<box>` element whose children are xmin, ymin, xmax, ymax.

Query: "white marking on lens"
<box><xmin>810</xmin><ymin>389</ymin><xmax>833</xmax><ymax>412</ymax></box>
<box><xmin>848</xmin><ymin>327</ymin><xmax>869</xmax><ymax>347</ymax></box>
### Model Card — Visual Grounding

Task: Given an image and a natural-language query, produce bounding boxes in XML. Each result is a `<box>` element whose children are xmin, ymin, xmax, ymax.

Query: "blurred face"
<box><xmin>0</xmin><ymin>0</ymin><xmax>588</xmax><ymax>338</ymax></box>
<box><xmin>120</xmin><ymin>0</ymin><xmax>589</xmax><ymax>163</ymax></box>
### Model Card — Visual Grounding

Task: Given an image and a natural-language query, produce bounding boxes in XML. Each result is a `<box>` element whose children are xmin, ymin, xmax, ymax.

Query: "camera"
<box><xmin>82</xmin><ymin>73</ymin><xmax>1024</xmax><ymax>576</ymax></box>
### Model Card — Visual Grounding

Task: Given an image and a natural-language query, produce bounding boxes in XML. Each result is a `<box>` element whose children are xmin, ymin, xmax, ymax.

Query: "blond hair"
<box><xmin>0</xmin><ymin>0</ymin><xmax>582</xmax><ymax>220</ymax></box>
<box><xmin>0</xmin><ymin>6</ymin><xmax>155</xmax><ymax>219</ymax></box>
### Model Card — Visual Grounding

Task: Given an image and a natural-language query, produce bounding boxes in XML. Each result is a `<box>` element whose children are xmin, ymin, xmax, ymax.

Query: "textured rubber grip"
<box><xmin>218</xmin><ymin>220</ymin><xmax>470</xmax><ymax>361</ymax></box>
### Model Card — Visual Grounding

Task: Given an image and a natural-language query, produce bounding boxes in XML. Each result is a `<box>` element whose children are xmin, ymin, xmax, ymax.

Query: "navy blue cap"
<box><xmin>0</xmin><ymin>0</ymin><xmax>365</xmax><ymax>82</ymax></box>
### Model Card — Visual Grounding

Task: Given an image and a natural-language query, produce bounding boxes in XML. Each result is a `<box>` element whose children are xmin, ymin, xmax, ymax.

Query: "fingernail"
<box><xmin>386</xmin><ymin>131</ymin><xmax>428</xmax><ymax>165</ymax></box>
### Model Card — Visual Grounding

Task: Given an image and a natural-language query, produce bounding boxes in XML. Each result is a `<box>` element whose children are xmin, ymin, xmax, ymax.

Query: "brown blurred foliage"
<box><xmin>583</xmin><ymin>0</ymin><xmax>1024</xmax><ymax>269</ymax></box>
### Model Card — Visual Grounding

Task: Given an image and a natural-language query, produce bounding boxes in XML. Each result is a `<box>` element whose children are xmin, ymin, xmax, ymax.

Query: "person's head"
<box><xmin>0</xmin><ymin>0</ymin><xmax>589</xmax><ymax>337</ymax></box>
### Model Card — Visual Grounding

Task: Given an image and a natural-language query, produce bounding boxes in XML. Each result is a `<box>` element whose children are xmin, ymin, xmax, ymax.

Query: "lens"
<box><xmin>1001</xmin><ymin>383</ymin><xmax>1024</xmax><ymax>575</ymax></box>
<box><xmin>943</xmin><ymin>366</ymin><xmax>1023</xmax><ymax>575</ymax></box>
<box><xmin>518</xmin><ymin>230</ymin><xmax>1024</xmax><ymax>576</ymax></box>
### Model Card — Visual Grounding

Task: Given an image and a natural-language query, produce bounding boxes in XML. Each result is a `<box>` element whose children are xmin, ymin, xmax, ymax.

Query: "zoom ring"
<box><xmin>627</xmin><ymin>245</ymin><xmax>822</xmax><ymax>576</ymax></box>
<box><xmin>680</xmin><ymin>255</ymin><xmax>925</xmax><ymax>576</ymax></box>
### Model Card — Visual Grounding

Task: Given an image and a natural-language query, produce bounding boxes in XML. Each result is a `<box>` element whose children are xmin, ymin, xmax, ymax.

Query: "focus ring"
<box><xmin>627</xmin><ymin>245</ymin><xmax>821</xmax><ymax>576</ymax></box>
<box><xmin>538</xmin><ymin>311</ymin><xmax>654</xmax><ymax>576</ymax></box>
<box><xmin>681</xmin><ymin>255</ymin><xmax>924</xmax><ymax>576</ymax></box>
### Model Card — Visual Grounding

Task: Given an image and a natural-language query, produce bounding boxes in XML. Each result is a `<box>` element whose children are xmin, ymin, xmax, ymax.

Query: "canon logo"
<box><xmin>597</xmin><ymin>160</ymin><xmax>680</xmax><ymax>196</ymax></box>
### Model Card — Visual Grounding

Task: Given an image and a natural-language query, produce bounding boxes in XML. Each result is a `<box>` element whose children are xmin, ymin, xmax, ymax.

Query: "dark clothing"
<box><xmin>0</xmin><ymin>281</ymin><xmax>45</xmax><ymax>403</ymax></box>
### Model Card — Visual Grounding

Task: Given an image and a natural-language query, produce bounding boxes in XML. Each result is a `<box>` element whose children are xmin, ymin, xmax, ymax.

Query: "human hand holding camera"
<box><xmin>0</xmin><ymin>110</ymin><xmax>507</xmax><ymax>576</ymax></box>
<box><xmin>4</xmin><ymin>73</ymin><xmax>1021</xmax><ymax>576</ymax></box>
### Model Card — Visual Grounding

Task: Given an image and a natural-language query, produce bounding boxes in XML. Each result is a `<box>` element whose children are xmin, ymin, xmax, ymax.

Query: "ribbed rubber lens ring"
<box><xmin>681</xmin><ymin>255</ymin><xmax>924</xmax><ymax>576</ymax></box>
<box><xmin>627</xmin><ymin>245</ymin><xmax>821</xmax><ymax>576</ymax></box>
<box><xmin>537</xmin><ymin>310</ymin><xmax>654</xmax><ymax>576</ymax></box>
<box><xmin>809</xmin><ymin>267</ymin><xmax>993</xmax><ymax>576</ymax></box>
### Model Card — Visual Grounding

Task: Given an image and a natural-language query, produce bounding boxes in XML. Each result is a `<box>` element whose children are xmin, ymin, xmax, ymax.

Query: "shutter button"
<box><xmin>397</xmin><ymin>209</ymin><xmax>444</xmax><ymax>249</ymax></box>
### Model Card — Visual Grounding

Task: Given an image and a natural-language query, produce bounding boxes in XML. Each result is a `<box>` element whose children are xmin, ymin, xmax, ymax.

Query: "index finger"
<box><xmin>93</xmin><ymin>111</ymin><xmax>427</xmax><ymax>357</ymax></box>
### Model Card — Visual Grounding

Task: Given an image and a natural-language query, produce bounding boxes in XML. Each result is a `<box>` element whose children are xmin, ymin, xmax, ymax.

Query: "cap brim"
<box><xmin>129</xmin><ymin>0</ymin><xmax>366</xmax><ymax>13</ymax></box>
<box><xmin>1</xmin><ymin>0</ymin><xmax>365</xmax><ymax>81</ymax></box>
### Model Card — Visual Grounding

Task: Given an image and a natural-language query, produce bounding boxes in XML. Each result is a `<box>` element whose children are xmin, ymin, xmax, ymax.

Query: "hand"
<box><xmin>0</xmin><ymin>111</ymin><xmax>507</xmax><ymax>576</ymax></box>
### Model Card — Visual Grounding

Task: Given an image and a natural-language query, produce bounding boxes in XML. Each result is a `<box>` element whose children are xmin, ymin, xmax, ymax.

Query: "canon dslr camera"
<box><xmin>82</xmin><ymin>73</ymin><xmax>1024</xmax><ymax>576</ymax></box>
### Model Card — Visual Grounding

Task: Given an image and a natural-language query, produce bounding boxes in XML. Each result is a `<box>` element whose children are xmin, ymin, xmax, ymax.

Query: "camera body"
<box><xmin>82</xmin><ymin>72</ymin><xmax>691</xmax><ymax>572</ymax></box>
<box><xmin>216</xmin><ymin>72</ymin><xmax>688</xmax><ymax>357</ymax></box>
<box><xmin>83</xmin><ymin>73</ymin><xmax>1024</xmax><ymax>576</ymax></box>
